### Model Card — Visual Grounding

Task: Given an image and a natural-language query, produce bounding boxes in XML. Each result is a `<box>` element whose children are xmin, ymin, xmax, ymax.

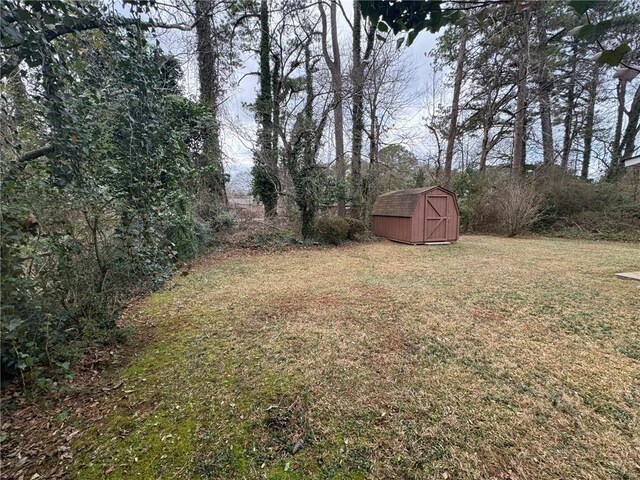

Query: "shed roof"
<box><xmin>372</xmin><ymin>186</ymin><xmax>439</xmax><ymax>217</ymax></box>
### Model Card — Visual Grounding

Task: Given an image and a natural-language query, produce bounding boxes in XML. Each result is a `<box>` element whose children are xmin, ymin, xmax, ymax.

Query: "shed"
<box><xmin>371</xmin><ymin>186</ymin><xmax>460</xmax><ymax>244</ymax></box>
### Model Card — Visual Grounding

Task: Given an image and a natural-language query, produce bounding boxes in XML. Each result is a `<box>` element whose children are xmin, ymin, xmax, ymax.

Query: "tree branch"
<box><xmin>18</xmin><ymin>145</ymin><xmax>55</xmax><ymax>164</ymax></box>
<box><xmin>317</xmin><ymin>0</ymin><xmax>335</xmax><ymax>72</ymax></box>
<box><xmin>1</xmin><ymin>17</ymin><xmax>191</xmax><ymax>79</ymax></box>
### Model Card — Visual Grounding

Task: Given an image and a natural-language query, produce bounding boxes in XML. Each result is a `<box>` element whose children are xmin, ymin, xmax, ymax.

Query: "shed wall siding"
<box><xmin>372</xmin><ymin>216</ymin><xmax>414</xmax><ymax>243</ymax></box>
<box><xmin>447</xmin><ymin>195</ymin><xmax>459</xmax><ymax>240</ymax></box>
<box><xmin>411</xmin><ymin>196</ymin><xmax>425</xmax><ymax>242</ymax></box>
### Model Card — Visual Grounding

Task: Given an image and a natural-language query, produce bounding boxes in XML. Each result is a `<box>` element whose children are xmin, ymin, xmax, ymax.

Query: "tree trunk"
<box><xmin>272</xmin><ymin>53</ymin><xmax>281</xmax><ymax>166</ymax></box>
<box><xmin>479</xmin><ymin>88</ymin><xmax>493</xmax><ymax>172</ymax></box>
<box><xmin>319</xmin><ymin>0</ymin><xmax>345</xmax><ymax>216</ymax></box>
<box><xmin>443</xmin><ymin>24</ymin><xmax>467</xmax><ymax>188</ymax></box>
<box><xmin>42</xmin><ymin>53</ymin><xmax>60</xmax><ymax>129</ymax></box>
<box><xmin>613</xmin><ymin>79</ymin><xmax>626</xmax><ymax>154</ymax></box>
<box><xmin>350</xmin><ymin>3</ymin><xmax>375</xmax><ymax>220</ymax></box>
<box><xmin>581</xmin><ymin>67</ymin><xmax>599</xmax><ymax>179</ymax></box>
<box><xmin>479</xmin><ymin>127</ymin><xmax>490</xmax><ymax>172</ymax></box>
<box><xmin>194</xmin><ymin>0</ymin><xmax>227</xmax><ymax>207</ymax></box>
<box><xmin>255</xmin><ymin>0</ymin><xmax>278</xmax><ymax>217</ymax></box>
<box><xmin>535</xmin><ymin>3</ymin><xmax>554</xmax><ymax>168</ymax></box>
<box><xmin>301</xmin><ymin>42</ymin><xmax>317</xmax><ymax>238</ymax></box>
<box><xmin>608</xmin><ymin>84</ymin><xmax>640</xmax><ymax>180</ymax></box>
<box><xmin>351</xmin><ymin>0</ymin><xmax>364</xmax><ymax>219</ymax></box>
<box><xmin>366</xmin><ymin>103</ymin><xmax>378</xmax><ymax>219</ymax></box>
<box><xmin>331</xmin><ymin>1</ymin><xmax>345</xmax><ymax>216</ymax></box>
<box><xmin>301</xmin><ymin>207</ymin><xmax>314</xmax><ymax>239</ymax></box>
<box><xmin>512</xmin><ymin>9</ymin><xmax>529</xmax><ymax>182</ymax></box>
<box><xmin>560</xmin><ymin>43</ymin><xmax>577</xmax><ymax>170</ymax></box>
<box><xmin>621</xmin><ymin>85</ymin><xmax>640</xmax><ymax>159</ymax></box>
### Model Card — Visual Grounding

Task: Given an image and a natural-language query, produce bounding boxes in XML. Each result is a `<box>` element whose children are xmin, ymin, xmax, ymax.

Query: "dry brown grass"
<box><xmin>32</xmin><ymin>236</ymin><xmax>640</xmax><ymax>479</ymax></box>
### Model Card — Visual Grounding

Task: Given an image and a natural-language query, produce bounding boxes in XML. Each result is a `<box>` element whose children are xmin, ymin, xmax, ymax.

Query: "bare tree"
<box><xmin>361</xmin><ymin>39</ymin><xmax>415</xmax><ymax>215</ymax></box>
<box><xmin>443</xmin><ymin>23</ymin><xmax>467</xmax><ymax>188</ymax></box>
<box><xmin>534</xmin><ymin>1</ymin><xmax>554</xmax><ymax>168</ymax></box>
<box><xmin>581</xmin><ymin>65</ymin><xmax>600</xmax><ymax>179</ymax></box>
<box><xmin>560</xmin><ymin>41</ymin><xmax>579</xmax><ymax>171</ymax></box>
<box><xmin>422</xmin><ymin>65</ymin><xmax>447</xmax><ymax>177</ymax></box>
<box><xmin>318</xmin><ymin>0</ymin><xmax>346</xmax><ymax>216</ymax></box>
<box><xmin>254</xmin><ymin>0</ymin><xmax>279</xmax><ymax>217</ymax></box>
<box><xmin>350</xmin><ymin>0</ymin><xmax>375</xmax><ymax>219</ymax></box>
<box><xmin>512</xmin><ymin>8</ymin><xmax>530</xmax><ymax>182</ymax></box>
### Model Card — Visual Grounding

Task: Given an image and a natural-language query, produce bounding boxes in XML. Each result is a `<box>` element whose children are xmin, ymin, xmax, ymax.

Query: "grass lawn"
<box><xmin>69</xmin><ymin>235</ymin><xmax>639</xmax><ymax>479</ymax></box>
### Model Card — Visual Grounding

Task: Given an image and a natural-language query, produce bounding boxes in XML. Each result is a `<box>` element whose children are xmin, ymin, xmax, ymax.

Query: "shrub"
<box><xmin>167</xmin><ymin>208</ymin><xmax>210</xmax><ymax>261</ymax></box>
<box><xmin>456</xmin><ymin>172</ymin><xmax>547</xmax><ymax>237</ymax></box>
<box><xmin>530</xmin><ymin>168</ymin><xmax>640</xmax><ymax>239</ymax></box>
<box><xmin>539</xmin><ymin>170</ymin><xmax>616</xmax><ymax>214</ymax></box>
<box><xmin>452</xmin><ymin>168</ymin><xmax>481</xmax><ymax>233</ymax></box>
<box><xmin>534</xmin><ymin>169</ymin><xmax>617</xmax><ymax>227</ymax></box>
<box><xmin>494</xmin><ymin>182</ymin><xmax>542</xmax><ymax>236</ymax></box>
<box><xmin>0</xmin><ymin>33</ymin><xmax>214</xmax><ymax>385</ymax></box>
<box><xmin>222</xmin><ymin>219</ymin><xmax>301</xmax><ymax>249</ymax></box>
<box><xmin>344</xmin><ymin>217</ymin><xmax>367</xmax><ymax>240</ymax></box>
<box><xmin>315</xmin><ymin>216</ymin><xmax>350</xmax><ymax>245</ymax></box>
<box><xmin>457</xmin><ymin>196</ymin><xmax>473</xmax><ymax>233</ymax></box>
<box><xmin>210</xmin><ymin>209</ymin><xmax>237</xmax><ymax>233</ymax></box>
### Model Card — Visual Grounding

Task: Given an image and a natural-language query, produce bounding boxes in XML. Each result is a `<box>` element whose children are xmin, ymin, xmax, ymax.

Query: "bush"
<box><xmin>222</xmin><ymin>219</ymin><xmax>301</xmax><ymax>249</ymax></box>
<box><xmin>457</xmin><ymin>196</ymin><xmax>473</xmax><ymax>233</ymax></box>
<box><xmin>315</xmin><ymin>216</ymin><xmax>350</xmax><ymax>245</ymax></box>
<box><xmin>167</xmin><ymin>209</ymin><xmax>210</xmax><ymax>261</ymax></box>
<box><xmin>210</xmin><ymin>209</ymin><xmax>237</xmax><ymax>233</ymax></box>
<box><xmin>344</xmin><ymin>217</ymin><xmax>367</xmax><ymax>240</ymax></box>
<box><xmin>538</xmin><ymin>170</ymin><xmax>616</xmax><ymax>215</ymax></box>
<box><xmin>457</xmin><ymin>174</ymin><xmax>542</xmax><ymax>236</ymax></box>
<box><xmin>494</xmin><ymin>182</ymin><xmax>542</xmax><ymax>236</ymax></box>
<box><xmin>0</xmin><ymin>33</ymin><xmax>214</xmax><ymax>385</ymax></box>
<box><xmin>530</xmin><ymin>168</ymin><xmax>640</xmax><ymax>239</ymax></box>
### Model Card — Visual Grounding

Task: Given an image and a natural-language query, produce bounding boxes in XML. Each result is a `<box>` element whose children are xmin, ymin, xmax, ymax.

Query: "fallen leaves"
<box><xmin>0</xmin><ymin>321</ymin><xmax>154</xmax><ymax>479</ymax></box>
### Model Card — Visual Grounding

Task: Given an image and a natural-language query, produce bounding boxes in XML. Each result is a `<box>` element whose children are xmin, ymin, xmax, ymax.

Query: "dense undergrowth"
<box><xmin>453</xmin><ymin>167</ymin><xmax>640</xmax><ymax>241</ymax></box>
<box><xmin>0</xmin><ymin>27</ymin><xmax>215</xmax><ymax>386</ymax></box>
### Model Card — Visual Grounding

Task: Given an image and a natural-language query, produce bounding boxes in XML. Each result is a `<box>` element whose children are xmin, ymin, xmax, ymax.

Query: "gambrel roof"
<box><xmin>372</xmin><ymin>187</ymin><xmax>445</xmax><ymax>217</ymax></box>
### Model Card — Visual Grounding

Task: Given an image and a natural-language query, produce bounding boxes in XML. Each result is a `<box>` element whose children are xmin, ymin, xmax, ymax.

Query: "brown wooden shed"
<box><xmin>371</xmin><ymin>186</ymin><xmax>460</xmax><ymax>244</ymax></box>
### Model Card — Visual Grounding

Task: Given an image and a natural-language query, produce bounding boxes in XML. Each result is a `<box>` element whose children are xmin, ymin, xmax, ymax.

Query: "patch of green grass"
<box><xmin>618</xmin><ymin>338</ymin><xmax>640</xmax><ymax>361</ymax></box>
<box><xmin>77</xmin><ymin>410</ymin><xmax>197</xmax><ymax>479</ymax></box>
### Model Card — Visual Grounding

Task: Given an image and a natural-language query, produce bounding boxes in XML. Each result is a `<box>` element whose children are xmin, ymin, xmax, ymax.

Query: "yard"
<box><xmin>8</xmin><ymin>236</ymin><xmax>640</xmax><ymax>479</ymax></box>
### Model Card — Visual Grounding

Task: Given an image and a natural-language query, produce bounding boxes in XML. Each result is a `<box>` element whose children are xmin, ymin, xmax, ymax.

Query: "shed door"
<box><xmin>424</xmin><ymin>194</ymin><xmax>449</xmax><ymax>241</ymax></box>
